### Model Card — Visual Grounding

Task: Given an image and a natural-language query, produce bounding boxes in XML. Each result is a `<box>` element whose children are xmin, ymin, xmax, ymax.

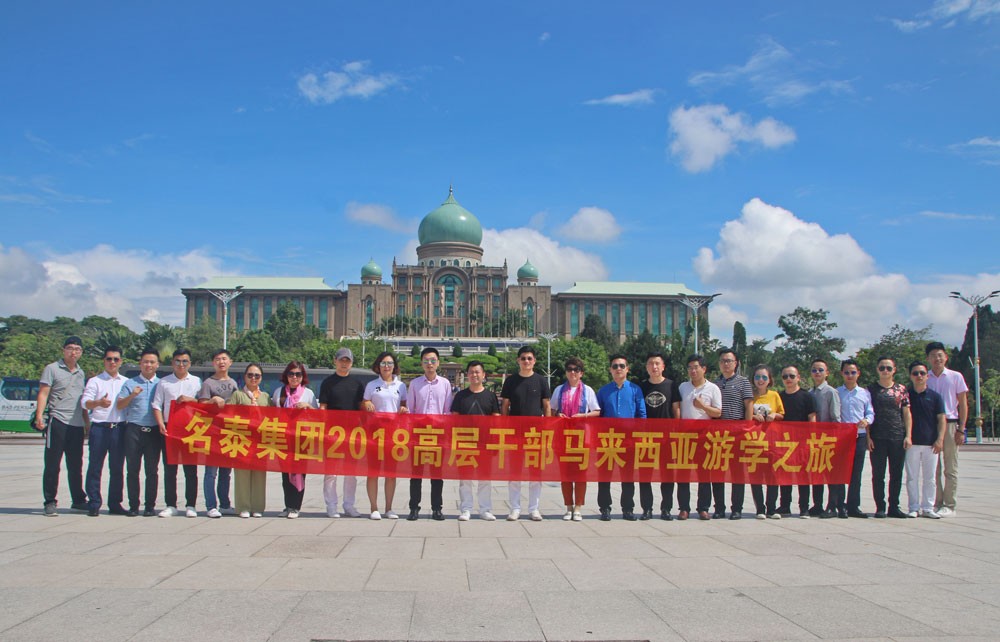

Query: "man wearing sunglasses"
<box><xmin>596</xmin><ymin>354</ymin><xmax>647</xmax><ymax>521</ymax></box>
<box><xmin>905</xmin><ymin>361</ymin><xmax>945</xmax><ymax>518</ymax></box>
<box><xmin>81</xmin><ymin>346</ymin><xmax>128</xmax><ymax>516</ymax></box>
<box><xmin>867</xmin><ymin>357</ymin><xmax>911</xmax><ymax>519</ymax></box>
<box><xmin>501</xmin><ymin>345</ymin><xmax>550</xmax><ymax>521</ymax></box>
<box><xmin>809</xmin><ymin>359</ymin><xmax>841</xmax><ymax>518</ymax></box>
<box><xmin>777</xmin><ymin>366</ymin><xmax>816</xmax><ymax>518</ymax></box>
<box><xmin>117</xmin><ymin>349</ymin><xmax>161</xmax><ymax>516</ymax></box>
<box><xmin>836</xmin><ymin>359</ymin><xmax>874</xmax><ymax>518</ymax></box>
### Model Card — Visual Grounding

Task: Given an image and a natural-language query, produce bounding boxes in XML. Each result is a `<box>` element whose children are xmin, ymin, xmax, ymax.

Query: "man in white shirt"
<box><xmin>678</xmin><ymin>354</ymin><xmax>722</xmax><ymax>520</ymax></box>
<box><xmin>925</xmin><ymin>341</ymin><xmax>969</xmax><ymax>517</ymax></box>
<box><xmin>81</xmin><ymin>346</ymin><xmax>128</xmax><ymax>516</ymax></box>
<box><xmin>152</xmin><ymin>349</ymin><xmax>202</xmax><ymax>518</ymax></box>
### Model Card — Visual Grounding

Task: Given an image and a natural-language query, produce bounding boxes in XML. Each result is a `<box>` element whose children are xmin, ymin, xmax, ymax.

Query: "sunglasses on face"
<box><xmin>610</xmin><ymin>363</ymin><xmax>627</xmax><ymax>370</ymax></box>
<box><xmin>811</xmin><ymin>368</ymin><xmax>826</xmax><ymax>374</ymax></box>
<box><xmin>518</xmin><ymin>356</ymin><xmax>534</xmax><ymax>362</ymax></box>
<box><xmin>842</xmin><ymin>371</ymin><xmax>859</xmax><ymax>376</ymax></box>
<box><xmin>911</xmin><ymin>371</ymin><xmax>928</xmax><ymax>377</ymax></box>
<box><xmin>422</xmin><ymin>359</ymin><xmax>438</xmax><ymax>365</ymax></box>
<box><xmin>104</xmin><ymin>357</ymin><xmax>121</xmax><ymax>362</ymax></box>
<box><xmin>754</xmin><ymin>374</ymin><xmax>769</xmax><ymax>380</ymax></box>
<box><xmin>245</xmin><ymin>373</ymin><xmax>262</xmax><ymax>379</ymax></box>
<box><xmin>878</xmin><ymin>365</ymin><xmax>894</xmax><ymax>372</ymax></box>
<box><xmin>287</xmin><ymin>371</ymin><xmax>303</xmax><ymax>377</ymax></box>
<box><xmin>379</xmin><ymin>361</ymin><xmax>395</xmax><ymax>368</ymax></box>
<box><xmin>565</xmin><ymin>367</ymin><xmax>582</xmax><ymax>373</ymax></box>
<box><xmin>781</xmin><ymin>373</ymin><xmax>796</xmax><ymax>380</ymax></box>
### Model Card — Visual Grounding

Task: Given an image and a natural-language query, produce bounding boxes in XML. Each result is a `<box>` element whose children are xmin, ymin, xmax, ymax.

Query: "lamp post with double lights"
<box><xmin>949</xmin><ymin>290</ymin><xmax>1000</xmax><ymax>444</ymax></box>
<box><xmin>539</xmin><ymin>332</ymin><xmax>558</xmax><ymax>388</ymax></box>
<box><xmin>680</xmin><ymin>293</ymin><xmax>721</xmax><ymax>357</ymax></box>
<box><xmin>351</xmin><ymin>328</ymin><xmax>374</xmax><ymax>368</ymax></box>
<box><xmin>207</xmin><ymin>286</ymin><xmax>244</xmax><ymax>352</ymax></box>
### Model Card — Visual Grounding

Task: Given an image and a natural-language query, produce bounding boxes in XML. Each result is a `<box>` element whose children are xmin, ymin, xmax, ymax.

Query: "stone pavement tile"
<box><xmin>365</xmin><ymin>559</ymin><xmax>469</xmax><ymax>591</ymax></box>
<box><xmin>3</xmin><ymin>531</ymin><xmax>132</xmax><ymax>556</ymax></box>
<box><xmin>390</xmin><ymin>518</ymin><xmax>462</xmax><ymax>536</ymax></box>
<box><xmin>268</xmin><ymin>590</ymin><xmax>414</xmax><ymax>642</ymax></box>
<box><xmin>0</xmin><ymin>531</ymin><xmax>58</xmax><ymax>553</ymax></box>
<box><xmin>409</xmin><ymin>590</ymin><xmax>544</xmax><ymax>641</ymax></box>
<box><xmin>527</xmin><ymin>589</ymin><xmax>683</xmax><ymax>641</ymax></box>
<box><xmin>739</xmin><ymin>586</ymin><xmax>941</xmax><ymax>638</ymax></box>
<box><xmin>89</xmin><ymin>532</ymin><xmax>207</xmax><ymax>556</ymax></box>
<box><xmin>317</xmin><ymin>516</ymin><xmax>400</xmax><ymax>536</ymax></box>
<box><xmin>956</xmin><ymin>516</ymin><xmax>1000</xmax><ymax>532</ymax></box>
<box><xmin>782</xmin><ymin>532</ymin><xmax>891</xmax><ymax>556</ymax></box>
<box><xmin>635</xmin><ymin>587</ymin><xmax>818</xmax><ymax>641</ymax></box>
<box><xmin>103</xmin><ymin>514</ymin><xmax>205</xmax><ymax>534</ymax></box>
<box><xmin>0</xmin><ymin>587</ymin><xmax>193</xmax><ymax>642</ymax></box>
<box><xmin>498</xmin><ymin>536</ymin><xmax>587</xmax><ymax>559</ymax></box>
<box><xmin>338</xmin><ymin>535</ymin><xmax>425</xmax><ymax>559</ymax></box>
<box><xmin>578</xmin><ymin>519</ymin><xmax>666</xmax><ymax>537</ymax></box>
<box><xmin>724</xmin><ymin>554</ymin><xmax>860</xmax><ymax>587</ymax></box>
<box><xmin>458</xmin><ymin>519</ymin><xmax>531</xmax><ymax>537</ymax></box>
<box><xmin>169</xmin><ymin>533</ymin><xmax>276</xmax><ymax>557</ymax></box>
<box><xmin>0</xmin><ymin>515</ymin><xmax>62</xmax><ymax>532</ymax></box>
<box><xmin>570</xmin><ymin>535</ymin><xmax>671</xmax><ymax>558</ymax></box>
<box><xmin>184</xmin><ymin>515</ymin><xmax>274</xmax><ymax>534</ymax></box>
<box><xmin>259</xmin><ymin>558</ymin><xmax>375</xmax><ymax>591</ymax></box>
<box><xmin>841</xmin><ymin>583</ymin><xmax>1000</xmax><ymax>637</ymax></box>
<box><xmin>0</xmin><ymin>587</ymin><xmax>87</xmax><ymax>633</ymax></box>
<box><xmin>939</xmin><ymin>582</ymin><xmax>1000</xmax><ymax>607</ymax></box>
<box><xmin>712</xmin><ymin>533</ymin><xmax>831</xmax><ymax>557</ymax></box>
<box><xmin>810</xmin><ymin>552</ymin><xmax>957</xmax><ymax>585</ymax></box>
<box><xmin>252</xmin><ymin>535</ymin><xmax>350</xmax><ymax>558</ymax></box>
<box><xmin>553</xmin><ymin>558</ymin><xmax>675</xmax><ymax>590</ymax></box>
<box><xmin>643</xmin><ymin>534</ymin><xmax>750</xmax><ymax>557</ymax></box>
<box><xmin>131</xmin><ymin>589</ymin><xmax>305</xmax><ymax>642</ymax></box>
<box><xmin>641</xmin><ymin>556</ymin><xmax>775</xmax><ymax>589</ymax></box>
<box><xmin>154</xmin><ymin>556</ymin><xmax>287</xmax><ymax>590</ymax></box>
<box><xmin>246</xmin><ymin>516</ymin><xmax>329</xmax><ymax>535</ymax></box>
<box><xmin>39</xmin><ymin>515</ymin><xmax>137</xmax><ymax>534</ymax></box>
<box><xmin>874</xmin><ymin>550</ymin><xmax>1000</xmax><ymax>583</ymax></box>
<box><xmin>953</xmin><ymin>549</ymin><xmax>1000</xmax><ymax>565</ymax></box>
<box><xmin>422</xmin><ymin>536</ymin><xmax>505</xmax><ymax>559</ymax></box>
<box><xmin>854</xmin><ymin>531</ymin><xmax>961</xmax><ymax>552</ymax></box>
<box><xmin>0</xmin><ymin>553</ymin><xmax>114</xmax><ymax>588</ymax></box>
<box><xmin>57</xmin><ymin>554</ymin><xmax>202</xmax><ymax>588</ymax></box>
<box><xmin>922</xmin><ymin>530</ymin><xmax>1000</xmax><ymax>553</ymax></box>
<box><xmin>467</xmin><ymin>559</ymin><xmax>572</xmax><ymax>591</ymax></box>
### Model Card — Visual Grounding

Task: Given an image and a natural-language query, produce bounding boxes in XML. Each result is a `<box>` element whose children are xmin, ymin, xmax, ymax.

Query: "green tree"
<box><xmin>183</xmin><ymin>318</ymin><xmax>224</xmax><ymax>364</ymax></box>
<box><xmin>854</xmin><ymin>324</ymin><xmax>934</xmax><ymax>385</ymax></box>
<box><xmin>774</xmin><ymin>307</ymin><xmax>846</xmax><ymax>373</ymax></box>
<box><xmin>550</xmin><ymin>337</ymin><xmax>610</xmax><ymax>389</ymax></box>
<box><xmin>621</xmin><ymin>330</ymin><xmax>666</xmax><ymax>379</ymax></box>
<box><xmin>296</xmin><ymin>338</ymin><xmax>340</xmax><ymax>369</ymax></box>
<box><xmin>93</xmin><ymin>324</ymin><xmax>141</xmax><ymax>360</ymax></box>
<box><xmin>265</xmin><ymin>301</ymin><xmax>324</xmax><ymax>352</ymax></box>
<box><xmin>954</xmin><ymin>304</ymin><xmax>1000</xmax><ymax>387</ymax></box>
<box><xmin>231</xmin><ymin>330</ymin><xmax>284</xmax><ymax>364</ymax></box>
<box><xmin>732</xmin><ymin>321</ymin><xmax>748</xmax><ymax>367</ymax></box>
<box><xmin>487</xmin><ymin>344</ymin><xmax>498</xmax><ymax>357</ymax></box>
<box><xmin>745</xmin><ymin>338</ymin><xmax>775</xmax><ymax>378</ymax></box>
<box><xmin>0</xmin><ymin>334</ymin><xmax>63</xmax><ymax>378</ymax></box>
<box><xmin>452</xmin><ymin>343</ymin><xmax>463</xmax><ymax>357</ymax></box>
<box><xmin>980</xmin><ymin>369</ymin><xmax>1000</xmax><ymax>438</ymax></box>
<box><xmin>580</xmin><ymin>314</ymin><xmax>617</xmax><ymax>353</ymax></box>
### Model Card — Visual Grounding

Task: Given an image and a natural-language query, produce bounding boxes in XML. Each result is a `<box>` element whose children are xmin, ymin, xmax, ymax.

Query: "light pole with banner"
<box><xmin>207</xmin><ymin>286</ymin><xmax>243</xmax><ymax>351</ymax></box>
<box><xmin>949</xmin><ymin>290</ymin><xmax>1000</xmax><ymax>444</ymax></box>
<box><xmin>679</xmin><ymin>293</ymin><xmax>721</xmax><ymax>357</ymax></box>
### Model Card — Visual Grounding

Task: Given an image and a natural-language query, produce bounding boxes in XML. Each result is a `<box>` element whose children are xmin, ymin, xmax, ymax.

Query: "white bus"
<box><xmin>0</xmin><ymin>377</ymin><xmax>39</xmax><ymax>433</ymax></box>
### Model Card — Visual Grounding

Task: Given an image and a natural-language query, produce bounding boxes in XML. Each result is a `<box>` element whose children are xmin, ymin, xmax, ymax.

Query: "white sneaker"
<box><xmin>158</xmin><ymin>506</ymin><xmax>176</xmax><ymax>518</ymax></box>
<box><xmin>239</xmin><ymin>511</ymin><xmax>250</xmax><ymax>519</ymax></box>
<box><xmin>185</xmin><ymin>507</ymin><xmax>197</xmax><ymax>518</ymax></box>
<box><xmin>458</xmin><ymin>510</ymin><xmax>471</xmax><ymax>521</ymax></box>
<box><xmin>563</xmin><ymin>510</ymin><xmax>573</xmax><ymax>521</ymax></box>
<box><xmin>906</xmin><ymin>510</ymin><xmax>919</xmax><ymax>518</ymax></box>
<box><xmin>529</xmin><ymin>509</ymin><xmax>543</xmax><ymax>521</ymax></box>
<box><xmin>207</xmin><ymin>508</ymin><xmax>222</xmax><ymax>519</ymax></box>
<box><xmin>767</xmin><ymin>513</ymin><xmax>781</xmax><ymax>520</ymax></box>
<box><xmin>922</xmin><ymin>509</ymin><xmax>942</xmax><ymax>519</ymax></box>
<box><xmin>385</xmin><ymin>510</ymin><xmax>399</xmax><ymax>519</ymax></box>
<box><xmin>343</xmin><ymin>507</ymin><xmax>362</xmax><ymax>518</ymax></box>
<box><xmin>572</xmin><ymin>511</ymin><xmax>583</xmax><ymax>521</ymax></box>
<box><xmin>251</xmin><ymin>512</ymin><xmax>262</xmax><ymax>518</ymax></box>
<box><xmin>287</xmin><ymin>510</ymin><xmax>299</xmax><ymax>519</ymax></box>
<box><xmin>370</xmin><ymin>511</ymin><xmax>382</xmax><ymax>520</ymax></box>
<box><xmin>937</xmin><ymin>507</ymin><xmax>955</xmax><ymax>517</ymax></box>
<box><xmin>507</xmin><ymin>510</ymin><xmax>520</xmax><ymax>521</ymax></box>
<box><xmin>326</xmin><ymin>508</ymin><xmax>340</xmax><ymax>518</ymax></box>
<box><xmin>480</xmin><ymin>511</ymin><xmax>496</xmax><ymax>521</ymax></box>
<box><xmin>756</xmin><ymin>513</ymin><xmax>767</xmax><ymax>520</ymax></box>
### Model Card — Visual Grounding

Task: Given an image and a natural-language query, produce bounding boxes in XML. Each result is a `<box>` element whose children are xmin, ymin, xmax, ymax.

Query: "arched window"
<box><xmin>525</xmin><ymin>300</ymin><xmax>535</xmax><ymax>337</ymax></box>
<box><xmin>365</xmin><ymin>298</ymin><xmax>374</xmax><ymax>331</ymax></box>
<box><xmin>436</xmin><ymin>273</ymin><xmax>463</xmax><ymax>318</ymax></box>
<box><xmin>453</xmin><ymin>259</ymin><xmax>460</xmax><ymax>266</ymax></box>
<box><xmin>428</xmin><ymin>260</ymin><xmax>435</xmax><ymax>267</ymax></box>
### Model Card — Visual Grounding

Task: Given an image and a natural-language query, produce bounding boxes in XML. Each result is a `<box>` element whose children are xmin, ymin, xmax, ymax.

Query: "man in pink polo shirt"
<box><xmin>924</xmin><ymin>341</ymin><xmax>969</xmax><ymax>517</ymax></box>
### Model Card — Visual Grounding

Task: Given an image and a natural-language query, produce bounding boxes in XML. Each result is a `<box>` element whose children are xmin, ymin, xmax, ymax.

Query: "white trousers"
<box><xmin>323</xmin><ymin>475</ymin><xmax>357</xmax><ymax>512</ymax></box>
<box><xmin>459</xmin><ymin>480</ymin><xmax>492</xmax><ymax>512</ymax></box>
<box><xmin>906</xmin><ymin>445</ymin><xmax>936</xmax><ymax>512</ymax></box>
<box><xmin>507</xmin><ymin>481</ymin><xmax>541</xmax><ymax>512</ymax></box>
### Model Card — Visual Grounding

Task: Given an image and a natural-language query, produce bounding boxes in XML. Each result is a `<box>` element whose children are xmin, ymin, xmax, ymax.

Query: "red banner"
<box><xmin>164</xmin><ymin>402</ymin><xmax>856</xmax><ymax>484</ymax></box>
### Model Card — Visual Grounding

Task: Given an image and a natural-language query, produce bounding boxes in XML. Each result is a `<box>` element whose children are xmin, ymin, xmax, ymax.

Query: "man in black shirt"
<box><xmin>500</xmin><ymin>345</ymin><xmax>551</xmax><ymax>521</ymax></box>
<box><xmin>318</xmin><ymin>348</ymin><xmax>366</xmax><ymax>518</ymax></box>
<box><xmin>453</xmin><ymin>360</ymin><xmax>501</xmax><ymax>521</ymax></box>
<box><xmin>867</xmin><ymin>357</ymin><xmax>911</xmax><ymax>519</ymax></box>
<box><xmin>777</xmin><ymin>366</ymin><xmax>816</xmax><ymax>518</ymax></box>
<box><xmin>640</xmin><ymin>352</ymin><xmax>682</xmax><ymax>520</ymax></box>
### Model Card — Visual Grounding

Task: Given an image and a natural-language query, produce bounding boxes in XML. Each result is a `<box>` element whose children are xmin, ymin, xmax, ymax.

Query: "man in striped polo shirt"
<box><xmin>714</xmin><ymin>349</ymin><xmax>753</xmax><ymax>520</ymax></box>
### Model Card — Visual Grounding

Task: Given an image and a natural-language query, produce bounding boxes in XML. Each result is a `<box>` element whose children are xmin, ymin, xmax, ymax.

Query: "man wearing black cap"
<box><xmin>36</xmin><ymin>336</ymin><xmax>89</xmax><ymax>516</ymax></box>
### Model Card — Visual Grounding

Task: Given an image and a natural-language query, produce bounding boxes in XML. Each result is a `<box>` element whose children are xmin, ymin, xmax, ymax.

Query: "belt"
<box><xmin>92</xmin><ymin>422</ymin><xmax>121</xmax><ymax>428</ymax></box>
<box><xmin>946</xmin><ymin>419</ymin><xmax>959</xmax><ymax>424</ymax></box>
<box><xmin>127</xmin><ymin>423</ymin><xmax>157</xmax><ymax>432</ymax></box>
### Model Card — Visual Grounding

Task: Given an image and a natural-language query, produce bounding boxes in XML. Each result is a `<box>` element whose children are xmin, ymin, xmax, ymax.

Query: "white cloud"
<box><xmin>0</xmin><ymin>244</ymin><xmax>228</xmax><ymax>330</ymax></box>
<box><xmin>950</xmin><ymin>136</ymin><xmax>1000</xmax><ymax>164</ymax></box>
<box><xmin>891</xmin><ymin>18</ymin><xmax>933</xmax><ymax>32</ymax></box>
<box><xmin>556</xmin><ymin>207</ymin><xmax>622</xmax><ymax>243</ymax></box>
<box><xmin>920</xmin><ymin>210</ymin><xmax>995</xmax><ymax>221</ymax></box>
<box><xmin>583</xmin><ymin>89</ymin><xmax>655</xmax><ymax>107</ymax></box>
<box><xmin>689</xmin><ymin>37</ymin><xmax>853</xmax><ymax>106</ymax></box>
<box><xmin>0</xmin><ymin>175</ymin><xmax>109</xmax><ymax>208</ymax></box>
<box><xmin>668</xmin><ymin>104</ymin><xmax>796</xmax><ymax>173</ymax></box>
<box><xmin>695</xmin><ymin>198</ymin><xmax>1000</xmax><ymax>352</ymax></box>
<box><xmin>345</xmin><ymin>201</ymin><xmax>417</xmax><ymax>233</ymax></box>
<box><xmin>965</xmin><ymin>136</ymin><xmax>1000</xmax><ymax>147</ymax></box>
<box><xmin>297</xmin><ymin>61</ymin><xmax>400</xmax><ymax>104</ymax></box>
<box><xmin>539</xmin><ymin>32</ymin><xmax>551</xmax><ymax>43</ymax></box>
<box><xmin>892</xmin><ymin>0</ymin><xmax>1000</xmax><ymax>32</ymax></box>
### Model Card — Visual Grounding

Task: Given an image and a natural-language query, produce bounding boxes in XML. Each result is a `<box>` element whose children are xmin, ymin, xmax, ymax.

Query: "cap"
<box><xmin>335</xmin><ymin>347</ymin><xmax>354</xmax><ymax>362</ymax></box>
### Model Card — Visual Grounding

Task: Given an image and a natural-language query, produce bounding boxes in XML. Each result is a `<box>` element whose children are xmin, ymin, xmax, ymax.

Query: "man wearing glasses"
<box><xmin>36</xmin><ymin>336</ymin><xmax>89</xmax><ymax>516</ymax></box>
<box><xmin>808</xmin><ymin>359</ymin><xmax>841</xmax><ymax>518</ymax></box>
<box><xmin>153</xmin><ymin>349</ymin><xmax>202</xmax><ymax>517</ymax></box>
<box><xmin>837</xmin><ymin>358</ymin><xmax>874</xmax><ymax>518</ymax></box>
<box><xmin>596</xmin><ymin>354</ymin><xmax>647</xmax><ymax>520</ymax></box>
<box><xmin>905</xmin><ymin>361</ymin><xmax>946</xmax><ymax>518</ymax></box>
<box><xmin>501</xmin><ymin>345</ymin><xmax>551</xmax><ymax>521</ymax></box>
<box><xmin>81</xmin><ymin>346</ymin><xmax>128</xmax><ymax>516</ymax></box>
<box><xmin>867</xmin><ymin>357</ymin><xmax>911</xmax><ymax>519</ymax></box>
<box><xmin>715</xmin><ymin>349</ymin><xmax>753</xmax><ymax>520</ymax></box>
<box><xmin>319</xmin><ymin>347</ymin><xmax>366</xmax><ymax>518</ymax></box>
<box><xmin>777</xmin><ymin>366</ymin><xmax>816</xmax><ymax>518</ymax></box>
<box><xmin>407</xmin><ymin>347</ymin><xmax>453</xmax><ymax>520</ymax></box>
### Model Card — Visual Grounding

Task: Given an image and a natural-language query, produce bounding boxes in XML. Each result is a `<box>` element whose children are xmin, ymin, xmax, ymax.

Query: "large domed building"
<box><xmin>182</xmin><ymin>188</ymin><xmax>705</xmax><ymax>346</ymax></box>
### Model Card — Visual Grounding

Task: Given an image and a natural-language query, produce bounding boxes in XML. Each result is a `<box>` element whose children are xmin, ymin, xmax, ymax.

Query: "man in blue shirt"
<box><xmin>837</xmin><ymin>359</ymin><xmax>874</xmax><ymax>518</ymax></box>
<box><xmin>596</xmin><ymin>354</ymin><xmax>646</xmax><ymax>521</ymax></box>
<box><xmin>117</xmin><ymin>349</ymin><xmax>162</xmax><ymax>516</ymax></box>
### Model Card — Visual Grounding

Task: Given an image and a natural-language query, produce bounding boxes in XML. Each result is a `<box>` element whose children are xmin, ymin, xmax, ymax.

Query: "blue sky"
<box><xmin>2</xmin><ymin>1</ymin><xmax>998</xmax><ymax>351</ymax></box>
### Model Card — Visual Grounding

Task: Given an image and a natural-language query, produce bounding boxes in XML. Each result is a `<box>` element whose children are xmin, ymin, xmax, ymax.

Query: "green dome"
<box><xmin>361</xmin><ymin>258</ymin><xmax>382</xmax><ymax>279</ymax></box>
<box><xmin>418</xmin><ymin>188</ymin><xmax>483</xmax><ymax>246</ymax></box>
<box><xmin>517</xmin><ymin>259</ymin><xmax>539</xmax><ymax>280</ymax></box>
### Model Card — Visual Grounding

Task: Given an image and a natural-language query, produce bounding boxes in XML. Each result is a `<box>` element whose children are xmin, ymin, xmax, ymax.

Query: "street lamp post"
<box><xmin>679</xmin><ymin>293</ymin><xmax>721</xmax><ymax>357</ymax></box>
<box><xmin>949</xmin><ymin>290</ymin><xmax>1000</xmax><ymax>444</ymax></box>
<box><xmin>207</xmin><ymin>286</ymin><xmax>244</xmax><ymax>352</ymax></box>
<box><xmin>540</xmin><ymin>332</ymin><xmax>558</xmax><ymax>389</ymax></box>
<box><xmin>353</xmin><ymin>329</ymin><xmax>373</xmax><ymax>367</ymax></box>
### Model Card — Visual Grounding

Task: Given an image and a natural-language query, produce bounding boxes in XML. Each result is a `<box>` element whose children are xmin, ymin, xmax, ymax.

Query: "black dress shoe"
<box><xmin>729</xmin><ymin>511</ymin><xmax>742</xmax><ymax>520</ymax></box>
<box><xmin>888</xmin><ymin>508</ymin><xmax>908</xmax><ymax>519</ymax></box>
<box><xmin>599</xmin><ymin>508</ymin><xmax>611</xmax><ymax>521</ymax></box>
<box><xmin>838</xmin><ymin>508</ymin><xmax>849</xmax><ymax>519</ymax></box>
<box><xmin>874</xmin><ymin>511</ymin><xmax>886</xmax><ymax>519</ymax></box>
<box><xmin>622</xmin><ymin>511</ymin><xmax>637</xmax><ymax>521</ymax></box>
<box><xmin>406</xmin><ymin>509</ymin><xmax>420</xmax><ymax>521</ymax></box>
<box><xmin>819</xmin><ymin>508</ymin><xmax>837</xmax><ymax>519</ymax></box>
<box><xmin>640</xmin><ymin>509</ymin><xmax>653</xmax><ymax>520</ymax></box>
<box><xmin>847</xmin><ymin>509</ymin><xmax>869</xmax><ymax>518</ymax></box>
<box><xmin>142</xmin><ymin>508</ymin><xmax>156</xmax><ymax>517</ymax></box>
<box><xmin>712</xmin><ymin>512</ymin><xmax>726</xmax><ymax>519</ymax></box>
<box><xmin>809</xmin><ymin>506</ymin><xmax>824</xmax><ymax>517</ymax></box>
<box><xmin>660</xmin><ymin>510</ymin><xmax>673</xmax><ymax>521</ymax></box>
<box><xmin>431</xmin><ymin>509</ymin><xmax>445</xmax><ymax>521</ymax></box>
<box><xmin>108</xmin><ymin>505</ymin><xmax>128</xmax><ymax>516</ymax></box>
<box><xmin>87</xmin><ymin>508</ymin><xmax>99</xmax><ymax>517</ymax></box>
<box><xmin>126</xmin><ymin>508</ymin><xmax>139</xmax><ymax>517</ymax></box>
<box><xmin>70</xmin><ymin>502</ymin><xmax>88</xmax><ymax>511</ymax></box>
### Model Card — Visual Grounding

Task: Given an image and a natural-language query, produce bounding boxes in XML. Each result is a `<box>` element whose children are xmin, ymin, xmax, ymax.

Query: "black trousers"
<box><xmin>696</xmin><ymin>482</ymin><xmax>726</xmax><ymax>513</ymax></box>
<box><xmin>282</xmin><ymin>473</ymin><xmax>305</xmax><ymax>510</ymax></box>
<box><xmin>828</xmin><ymin>433</ymin><xmax>868</xmax><ymax>511</ymax></box>
<box><xmin>765</xmin><ymin>486</ymin><xmax>805</xmax><ymax>513</ymax></box>
<box><xmin>162</xmin><ymin>448</ymin><xmax>197</xmax><ymax>508</ymax></box>
<box><xmin>730</xmin><ymin>484</ymin><xmax>765</xmax><ymax>514</ymax></box>
<box><xmin>598</xmin><ymin>481</ymin><xmax>647</xmax><ymax>511</ymax></box>
<box><xmin>124</xmin><ymin>424</ymin><xmax>162</xmax><ymax>510</ymax></box>
<box><xmin>42</xmin><ymin>419</ymin><xmax>87</xmax><ymax>506</ymax></box>
<box><xmin>409</xmin><ymin>478</ymin><xmax>443</xmax><ymax>511</ymax></box>
<box><xmin>870</xmin><ymin>437</ymin><xmax>906</xmax><ymax>511</ymax></box>
<box><xmin>660</xmin><ymin>483</ymin><xmax>690</xmax><ymax>512</ymax></box>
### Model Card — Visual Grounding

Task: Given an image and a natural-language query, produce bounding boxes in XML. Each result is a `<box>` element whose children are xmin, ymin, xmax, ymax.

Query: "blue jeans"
<box><xmin>203</xmin><ymin>466</ymin><xmax>232</xmax><ymax>510</ymax></box>
<box><xmin>86</xmin><ymin>423</ymin><xmax>125</xmax><ymax>510</ymax></box>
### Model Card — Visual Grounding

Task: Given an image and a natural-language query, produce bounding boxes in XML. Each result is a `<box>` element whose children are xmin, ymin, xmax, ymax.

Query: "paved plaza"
<box><xmin>1</xmin><ymin>440</ymin><xmax>1000</xmax><ymax>641</ymax></box>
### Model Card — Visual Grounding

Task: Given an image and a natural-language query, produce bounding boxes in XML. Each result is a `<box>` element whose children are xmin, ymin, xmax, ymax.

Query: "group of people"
<box><xmin>36</xmin><ymin>336</ymin><xmax>968</xmax><ymax>523</ymax></box>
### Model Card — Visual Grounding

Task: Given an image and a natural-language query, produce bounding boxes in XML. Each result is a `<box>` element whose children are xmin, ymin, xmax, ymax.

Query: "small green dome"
<box><xmin>361</xmin><ymin>258</ymin><xmax>382</xmax><ymax>279</ymax></box>
<box><xmin>418</xmin><ymin>188</ymin><xmax>483</xmax><ymax>246</ymax></box>
<box><xmin>517</xmin><ymin>259</ymin><xmax>539</xmax><ymax>280</ymax></box>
